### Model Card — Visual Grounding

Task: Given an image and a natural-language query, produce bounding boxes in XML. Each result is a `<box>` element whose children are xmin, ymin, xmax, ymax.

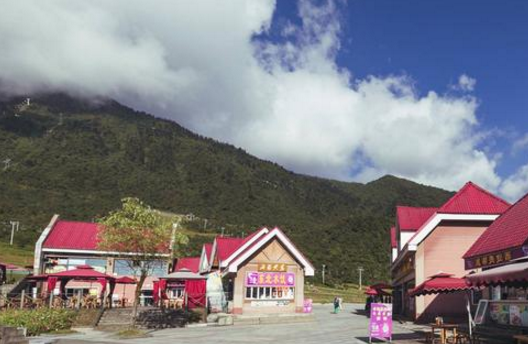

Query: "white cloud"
<box><xmin>513</xmin><ymin>134</ymin><xmax>528</xmax><ymax>154</ymax></box>
<box><xmin>500</xmin><ymin>165</ymin><xmax>528</xmax><ymax>202</ymax></box>
<box><xmin>0</xmin><ymin>0</ymin><xmax>522</xmax><ymax>196</ymax></box>
<box><xmin>452</xmin><ymin>74</ymin><xmax>477</xmax><ymax>92</ymax></box>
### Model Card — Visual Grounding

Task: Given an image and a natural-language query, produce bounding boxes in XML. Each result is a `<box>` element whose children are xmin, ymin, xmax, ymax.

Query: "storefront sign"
<box><xmin>258</xmin><ymin>263</ymin><xmax>287</xmax><ymax>272</ymax></box>
<box><xmin>246</xmin><ymin>272</ymin><xmax>295</xmax><ymax>287</ymax></box>
<box><xmin>464</xmin><ymin>247</ymin><xmax>527</xmax><ymax>270</ymax></box>
<box><xmin>167</xmin><ymin>282</ymin><xmax>184</xmax><ymax>288</ymax></box>
<box><xmin>250</xmin><ymin>300</ymin><xmax>290</xmax><ymax>307</ymax></box>
<box><xmin>369</xmin><ymin>303</ymin><xmax>393</xmax><ymax>342</ymax></box>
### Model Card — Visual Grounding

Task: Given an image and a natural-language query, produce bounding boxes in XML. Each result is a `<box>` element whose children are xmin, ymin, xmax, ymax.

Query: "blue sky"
<box><xmin>271</xmin><ymin>0</ymin><xmax>528</xmax><ymax>178</ymax></box>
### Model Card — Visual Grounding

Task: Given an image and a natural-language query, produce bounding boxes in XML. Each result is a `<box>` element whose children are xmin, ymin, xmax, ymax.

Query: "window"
<box><xmin>114</xmin><ymin>260</ymin><xmax>136</xmax><ymax>276</ymax></box>
<box><xmin>114</xmin><ymin>260</ymin><xmax>168</xmax><ymax>277</ymax></box>
<box><xmin>245</xmin><ymin>287</ymin><xmax>295</xmax><ymax>300</ymax></box>
<box><xmin>170</xmin><ymin>287</ymin><xmax>185</xmax><ymax>298</ymax></box>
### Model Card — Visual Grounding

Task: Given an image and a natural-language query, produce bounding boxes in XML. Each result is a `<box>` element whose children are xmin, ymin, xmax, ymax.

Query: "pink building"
<box><xmin>390</xmin><ymin>182</ymin><xmax>510</xmax><ymax>322</ymax></box>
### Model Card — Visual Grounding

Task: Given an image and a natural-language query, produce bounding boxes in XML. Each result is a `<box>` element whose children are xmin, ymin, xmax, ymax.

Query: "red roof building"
<box><xmin>174</xmin><ymin>257</ymin><xmax>200</xmax><ymax>273</ymax></box>
<box><xmin>390</xmin><ymin>181</ymin><xmax>509</xmax><ymax>322</ymax></box>
<box><xmin>464</xmin><ymin>192</ymin><xmax>528</xmax><ymax>269</ymax></box>
<box><xmin>199</xmin><ymin>227</ymin><xmax>314</xmax><ymax>315</ymax></box>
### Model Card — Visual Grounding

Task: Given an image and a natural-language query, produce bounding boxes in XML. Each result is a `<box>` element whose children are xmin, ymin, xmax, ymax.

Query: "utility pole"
<box><xmin>358</xmin><ymin>267</ymin><xmax>364</xmax><ymax>290</ymax></box>
<box><xmin>220</xmin><ymin>227</ymin><xmax>225</xmax><ymax>237</ymax></box>
<box><xmin>9</xmin><ymin>221</ymin><xmax>19</xmax><ymax>246</ymax></box>
<box><xmin>2</xmin><ymin>158</ymin><xmax>11</xmax><ymax>171</ymax></box>
<box><xmin>203</xmin><ymin>219</ymin><xmax>208</xmax><ymax>232</ymax></box>
<box><xmin>322</xmin><ymin>264</ymin><xmax>326</xmax><ymax>285</ymax></box>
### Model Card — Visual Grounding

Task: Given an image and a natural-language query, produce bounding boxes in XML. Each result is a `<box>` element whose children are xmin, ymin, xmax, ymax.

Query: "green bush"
<box><xmin>0</xmin><ymin>308</ymin><xmax>76</xmax><ymax>336</ymax></box>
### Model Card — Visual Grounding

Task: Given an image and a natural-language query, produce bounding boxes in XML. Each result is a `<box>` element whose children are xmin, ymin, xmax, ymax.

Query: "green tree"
<box><xmin>98</xmin><ymin>198</ymin><xmax>188</xmax><ymax>321</ymax></box>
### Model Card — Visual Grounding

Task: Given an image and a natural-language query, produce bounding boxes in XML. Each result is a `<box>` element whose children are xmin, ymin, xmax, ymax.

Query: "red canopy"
<box><xmin>466</xmin><ymin>261</ymin><xmax>528</xmax><ymax>287</ymax></box>
<box><xmin>116</xmin><ymin>276</ymin><xmax>137</xmax><ymax>284</ymax></box>
<box><xmin>48</xmin><ymin>265</ymin><xmax>116</xmax><ymax>281</ymax></box>
<box><xmin>409</xmin><ymin>272</ymin><xmax>473</xmax><ymax>297</ymax></box>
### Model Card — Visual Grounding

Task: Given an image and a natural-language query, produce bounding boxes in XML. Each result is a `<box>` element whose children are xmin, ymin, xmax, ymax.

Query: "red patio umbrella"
<box><xmin>409</xmin><ymin>272</ymin><xmax>475</xmax><ymax>337</ymax></box>
<box><xmin>408</xmin><ymin>272</ymin><xmax>471</xmax><ymax>297</ymax></box>
<box><xmin>116</xmin><ymin>276</ymin><xmax>137</xmax><ymax>304</ymax></box>
<box><xmin>364</xmin><ymin>287</ymin><xmax>391</xmax><ymax>297</ymax></box>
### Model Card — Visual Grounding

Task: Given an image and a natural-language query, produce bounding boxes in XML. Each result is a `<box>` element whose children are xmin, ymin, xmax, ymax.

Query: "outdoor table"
<box><xmin>429</xmin><ymin>323</ymin><xmax>459</xmax><ymax>344</ymax></box>
<box><xmin>514</xmin><ymin>334</ymin><xmax>528</xmax><ymax>344</ymax></box>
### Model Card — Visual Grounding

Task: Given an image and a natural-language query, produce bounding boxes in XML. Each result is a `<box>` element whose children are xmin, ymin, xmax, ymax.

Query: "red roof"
<box><xmin>464</xmin><ymin>192</ymin><xmax>528</xmax><ymax>259</ymax></box>
<box><xmin>438</xmin><ymin>182</ymin><xmax>510</xmax><ymax>215</ymax></box>
<box><xmin>204</xmin><ymin>243</ymin><xmax>212</xmax><ymax>262</ymax></box>
<box><xmin>396</xmin><ymin>206</ymin><xmax>437</xmax><ymax>231</ymax></box>
<box><xmin>116</xmin><ymin>276</ymin><xmax>137</xmax><ymax>284</ymax></box>
<box><xmin>409</xmin><ymin>272</ymin><xmax>472</xmax><ymax>296</ymax></box>
<box><xmin>390</xmin><ymin>226</ymin><xmax>397</xmax><ymax>248</ymax></box>
<box><xmin>43</xmin><ymin>220</ymin><xmax>99</xmax><ymax>250</ymax></box>
<box><xmin>215</xmin><ymin>237</ymin><xmax>246</xmax><ymax>262</ymax></box>
<box><xmin>174</xmin><ymin>257</ymin><xmax>200</xmax><ymax>273</ymax></box>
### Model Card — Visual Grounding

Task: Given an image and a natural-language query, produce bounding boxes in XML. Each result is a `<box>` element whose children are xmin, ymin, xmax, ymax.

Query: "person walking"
<box><xmin>333</xmin><ymin>296</ymin><xmax>340</xmax><ymax>314</ymax></box>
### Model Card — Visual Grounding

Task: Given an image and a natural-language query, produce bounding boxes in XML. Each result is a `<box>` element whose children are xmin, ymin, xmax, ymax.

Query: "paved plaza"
<box><xmin>31</xmin><ymin>304</ymin><xmax>426</xmax><ymax>344</ymax></box>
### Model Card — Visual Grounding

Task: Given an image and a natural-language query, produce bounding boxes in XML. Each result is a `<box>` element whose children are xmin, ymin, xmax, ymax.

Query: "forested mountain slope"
<box><xmin>0</xmin><ymin>94</ymin><xmax>452</xmax><ymax>283</ymax></box>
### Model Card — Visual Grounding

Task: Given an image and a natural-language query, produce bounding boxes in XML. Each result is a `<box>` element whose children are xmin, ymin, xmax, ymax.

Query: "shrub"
<box><xmin>0</xmin><ymin>308</ymin><xmax>76</xmax><ymax>336</ymax></box>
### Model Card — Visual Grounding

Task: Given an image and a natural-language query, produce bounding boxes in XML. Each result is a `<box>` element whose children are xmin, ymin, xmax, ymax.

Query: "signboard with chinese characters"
<box><xmin>258</xmin><ymin>263</ymin><xmax>287</xmax><ymax>272</ymax></box>
<box><xmin>246</xmin><ymin>272</ymin><xmax>295</xmax><ymax>287</ymax></box>
<box><xmin>369</xmin><ymin>303</ymin><xmax>392</xmax><ymax>343</ymax></box>
<box><xmin>464</xmin><ymin>247</ymin><xmax>528</xmax><ymax>270</ymax></box>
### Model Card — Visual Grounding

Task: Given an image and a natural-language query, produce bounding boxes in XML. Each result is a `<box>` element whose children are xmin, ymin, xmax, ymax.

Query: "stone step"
<box><xmin>233</xmin><ymin>313</ymin><xmax>315</xmax><ymax>326</ymax></box>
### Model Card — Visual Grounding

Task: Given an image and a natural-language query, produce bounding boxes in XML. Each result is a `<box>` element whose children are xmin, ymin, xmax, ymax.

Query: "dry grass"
<box><xmin>0</xmin><ymin>242</ymin><xmax>33</xmax><ymax>267</ymax></box>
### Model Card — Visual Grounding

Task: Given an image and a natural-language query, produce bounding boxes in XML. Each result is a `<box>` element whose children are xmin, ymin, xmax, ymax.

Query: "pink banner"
<box><xmin>369</xmin><ymin>303</ymin><xmax>393</xmax><ymax>341</ymax></box>
<box><xmin>246</xmin><ymin>272</ymin><xmax>295</xmax><ymax>287</ymax></box>
<box><xmin>303</xmin><ymin>299</ymin><xmax>313</xmax><ymax>313</ymax></box>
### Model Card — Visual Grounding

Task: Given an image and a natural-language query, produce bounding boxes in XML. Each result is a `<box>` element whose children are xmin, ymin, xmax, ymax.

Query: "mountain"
<box><xmin>0</xmin><ymin>94</ymin><xmax>453</xmax><ymax>283</ymax></box>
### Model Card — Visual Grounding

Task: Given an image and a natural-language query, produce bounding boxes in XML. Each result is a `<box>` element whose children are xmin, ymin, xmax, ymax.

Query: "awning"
<box><xmin>466</xmin><ymin>261</ymin><xmax>528</xmax><ymax>287</ymax></box>
<box><xmin>409</xmin><ymin>272</ymin><xmax>472</xmax><ymax>297</ymax></box>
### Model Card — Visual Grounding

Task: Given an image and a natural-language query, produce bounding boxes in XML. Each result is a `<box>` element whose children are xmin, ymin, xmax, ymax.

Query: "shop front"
<box><xmin>463</xmin><ymin>192</ymin><xmax>528</xmax><ymax>332</ymax></box>
<box><xmin>212</xmin><ymin>227</ymin><xmax>314</xmax><ymax>315</ymax></box>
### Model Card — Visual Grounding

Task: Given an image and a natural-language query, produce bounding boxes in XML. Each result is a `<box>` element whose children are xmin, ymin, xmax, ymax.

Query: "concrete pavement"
<box><xmin>31</xmin><ymin>304</ymin><xmax>427</xmax><ymax>344</ymax></box>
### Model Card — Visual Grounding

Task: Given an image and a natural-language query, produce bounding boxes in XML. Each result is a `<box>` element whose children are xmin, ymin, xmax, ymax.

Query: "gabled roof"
<box><xmin>227</xmin><ymin>227</ymin><xmax>315</xmax><ymax>276</ymax></box>
<box><xmin>174</xmin><ymin>257</ymin><xmax>200</xmax><ymax>273</ymax></box>
<box><xmin>464</xmin><ymin>192</ymin><xmax>528</xmax><ymax>259</ymax></box>
<box><xmin>390</xmin><ymin>227</ymin><xmax>397</xmax><ymax>249</ymax></box>
<box><xmin>396</xmin><ymin>206</ymin><xmax>437</xmax><ymax>231</ymax></box>
<box><xmin>43</xmin><ymin>220</ymin><xmax>99</xmax><ymax>250</ymax></box>
<box><xmin>404</xmin><ymin>182</ymin><xmax>507</xmax><ymax>252</ymax></box>
<box><xmin>438</xmin><ymin>182</ymin><xmax>510</xmax><ymax>215</ymax></box>
<box><xmin>215</xmin><ymin>237</ymin><xmax>246</xmax><ymax>262</ymax></box>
